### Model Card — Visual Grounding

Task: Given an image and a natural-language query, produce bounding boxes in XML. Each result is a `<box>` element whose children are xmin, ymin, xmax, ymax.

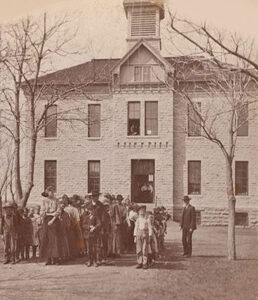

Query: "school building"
<box><xmin>24</xmin><ymin>0</ymin><xmax>258</xmax><ymax>226</ymax></box>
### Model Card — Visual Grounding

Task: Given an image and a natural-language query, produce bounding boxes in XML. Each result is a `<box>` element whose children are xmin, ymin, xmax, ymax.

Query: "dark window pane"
<box><xmin>237</xmin><ymin>104</ymin><xmax>248</xmax><ymax>136</ymax></box>
<box><xmin>44</xmin><ymin>160</ymin><xmax>57</xmax><ymax>192</ymax></box>
<box><xmin>188</xmin><ymin>161</ymin><xmax>201</xmax><ymax>195</ymax></box>
<box><xmin>188</xmin><ymin>103</ymin><xmax>201</xmax><ymax>137</ymax></box>
<box><xmin>45</xmin><ymin>105</ymin><xmax>57</xmax><ymax>137</ymax></box>
<box><xmin>131</xmin><ymin>159</ymin><xmax>155</xmax><ymax>203</ymax></box>
<box><xmin>134</xmin><ymin>66</ymin><xmax>142</xmax><ymax>82</ymax></box>
<box><xmin>88</xmin><ymin>161</ymin><xmax>100</xmax><ymax>193</ymax></box>
<box><xmin>145</xmin><ymin>101</ymin><xmax>158</xmax><ymax>136</ymax></box>
<box><xmin>88</xmin><ymin>104</ymin><xmax>101</xmax><ymax>137</ymax></box>
<box><xmin>128</xmin><ymin>102</ymin><xmax>140</xmax><ymax>135</ymax></box>
<box><xmin>235</xmin><ymin>161</ymin><xmax>248</xmax><ymax>195</ymax></box>
<box><xmin>143</xmin><ymin>66</ymin><xmax>151</xmax><ymax>82</ymax></box>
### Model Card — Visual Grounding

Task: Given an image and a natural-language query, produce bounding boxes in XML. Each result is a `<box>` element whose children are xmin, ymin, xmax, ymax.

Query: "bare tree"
<box><xmin>0</xmin><ymin>12</ymin><xmax>115</xmax><ymax>207</ymax></box>
<box><xmin>167</xmin><ymin>13</ymin><xmax>258</xmax><ymax>82</ymax></box>
<box><xmin>165</xmin><ymin>11</ymin><xmax>258</xmax><ymax>261</ymax></box>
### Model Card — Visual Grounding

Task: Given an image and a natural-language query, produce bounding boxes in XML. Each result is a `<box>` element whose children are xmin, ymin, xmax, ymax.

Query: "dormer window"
<box><xmin>134</xmin><ymin>66</ymin><xmax>151</xmax><ymax>82</ymax></box>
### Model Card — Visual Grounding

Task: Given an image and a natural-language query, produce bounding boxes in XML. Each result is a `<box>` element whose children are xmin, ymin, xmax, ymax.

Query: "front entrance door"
<box><xmin>131</xmin><ymin>159</ymin><xmax>155</xmax><ymax>203</ymax></box>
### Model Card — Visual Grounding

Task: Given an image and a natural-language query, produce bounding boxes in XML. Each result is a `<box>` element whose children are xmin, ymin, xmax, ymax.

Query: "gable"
<box><xmin>120</xmin><ymin>45</ymin><xmax>166</xmax><ymax>84</ymax></box>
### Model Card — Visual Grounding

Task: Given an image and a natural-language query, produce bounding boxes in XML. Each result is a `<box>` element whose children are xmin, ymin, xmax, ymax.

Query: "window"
<box><xmin>235</xmin><ymin>161</ymin><xmax>248</xmax><ymax>195</ymax></box>
<box><xmin>128</xmin><ymin>102</ymin><xmax>140</xmax><ymax>136</ymax></box>
<box><xmin>88</xmin><ymin>161</ymin><xmax>100</xmax><ymax>193</ymax></box>
<box><xmin>44</xmin><ymin>160</ymin><xmax>57</xmax><ymax>192</ymax></box>
<box><xmin>134</xmin><ymin>66</ymin><xmax>151</xmax><ymax>82</ymax></box>
<box><xmin>188</xmin><ymin>161</ymin><xmax>201</xmax><ymax>195</ymax></box>
<box><xmin>45</xmin><ymin>105</ymin><xmax>57</xmax><ymax>137</ymax></box>
<box><xmin>235</xmin><ymin>212</ymin><xmax>249</xmax><ymax>226</ymax></box>
<box><xmin>237</xmin><ymin>104</ymin><xmax>248</xmax><ymax>136</ymax></box>
<box><xmin>131</xmin><ymin>159</ymin><xmax>155</xmax><ymax>203</ymax></box>
<box><xmin>145</xmin><ymin>101</ymin><xmax>158</xmax><ymax>136</ymax></box>
<box><xmin>188</xmin><ymin>103</ymin><xmax>201</xmax><ymax>137</ymax></box>
<box><xmin>88</xmin><ymin>104</ymin><xmax>101</xmax><ymax>137</ymax></box>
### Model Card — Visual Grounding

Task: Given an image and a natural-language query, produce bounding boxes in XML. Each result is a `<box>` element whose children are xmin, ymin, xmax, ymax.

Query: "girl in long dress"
<box><xmin>40</xmin><ymin>186</ymin><xmax>62</xmax><ymax>265</ymax></box>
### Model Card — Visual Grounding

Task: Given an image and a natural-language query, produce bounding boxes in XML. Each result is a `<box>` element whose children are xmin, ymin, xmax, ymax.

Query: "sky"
<box><xmin>0</xmin><ymin>0</ymin><xmax>257</xmax><ymax>70</ymax></box>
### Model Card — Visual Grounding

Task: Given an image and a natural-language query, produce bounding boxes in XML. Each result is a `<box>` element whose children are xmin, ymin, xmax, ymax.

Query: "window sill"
<box><xmin>127</xmin><ymin>135</ymin><xmax>160</xmax><ymax>139</ymax></box>
<box><xmin>43</xmin><ymin>137</ymin><xmax>58</xmax><ymax>140</ymax></box>
<box><xmin>87</xmin><ymin>137</ymin><xmax>102</xmax><ymax>141</ymax></box>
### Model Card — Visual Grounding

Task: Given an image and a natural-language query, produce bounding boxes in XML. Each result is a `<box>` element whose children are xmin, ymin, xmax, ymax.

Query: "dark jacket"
<box><xmin>180</xmin><ymin>205</ymin><xmax>197</xmax><ymax>230</ymax></box>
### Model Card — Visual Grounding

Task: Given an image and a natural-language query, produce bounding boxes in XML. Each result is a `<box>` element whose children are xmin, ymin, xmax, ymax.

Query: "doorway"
<box><xmin>131</xmin><ymin>159</ymin><xmax>155</xmax><ymax>203</ymax></box>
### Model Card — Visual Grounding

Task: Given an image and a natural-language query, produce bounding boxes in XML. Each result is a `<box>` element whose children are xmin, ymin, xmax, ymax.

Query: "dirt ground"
<box><xmin>0</xmin><ymin>222</ymin><xmax>257</xmax><ymax>300</ymax></box>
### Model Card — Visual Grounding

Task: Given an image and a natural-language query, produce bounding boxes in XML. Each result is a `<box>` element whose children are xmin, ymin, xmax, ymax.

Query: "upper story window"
<box><xmin>237</xmin><ymin>104</ymin><xmax>248</xmax><ymax>136</ymax></box>
<box><xmin>88</xmin><ymin>104</ymin><xmax>101</xmax><ymax>137</ymax></box>
<box><xmin>88</xmin><ymin>160</ymin><xmax>100</xmax><ymax>193</ymax></box>
<box><xmin>188</xmin><ymin>103</ymin><xmax>201</xmax><ymax>137</ymax></box>
<box><xmin>134</xmin><ymin>66</ymin><xmax>151</xmax><ymax>82</ymax></box>
<box><xmin>131</xmin><ymin>8</ymin><xmax>156</xmax><ymax>37</ymax></box>
<box><xmin>44</xmin><ymin>160</ymin><xmax>57</xmax><ymax>192</ymax></box>
<box><xmin>235</xmin><ymin>161</ymin><xmax>248</xmax><ymax>195</ymax></box>
<box><xmin>188</xmin><ymin>160</ymin><xmax>201</xmax><ymax>195</ymax></box>
<box><xmin>145</xmin><ymin>101</ymin><xmax>158</xmax><ymax>136</ymax></box>
<box><xmin>45</xmin><ymin>105</ymin><xmax>57</xmax><ymax>138</ymax></box>
<box><xmin>128</xmin><ymin>102</ymin><xmax>140</xmax><ymax>136</ymax></box>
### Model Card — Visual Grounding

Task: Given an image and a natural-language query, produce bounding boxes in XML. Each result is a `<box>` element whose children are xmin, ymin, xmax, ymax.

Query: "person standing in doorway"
<box><xmin>180</xmin><ymin>195</ymin><xmax>197</xmax><ymax>258</ymax></box>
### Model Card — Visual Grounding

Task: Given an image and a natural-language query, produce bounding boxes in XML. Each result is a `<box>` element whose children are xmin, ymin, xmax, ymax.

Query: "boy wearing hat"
<box><xmin>82</xmin><ymin>204</ymin><xmax>101</xmax><ymax>267</ymax></box>
<box><xmin>0</xmin><ymin>202</ymin><xmax>17</xmax><ymax>264</ymax></box>
<box><xmin>134</xmin><ymin>205</ymin><xmax>152</xmax><ymax>269</ymax></box>
<box><xmin>180</xmin><ymin>195</ymin><xmax>197</xmax><ymax>257</ymax></box>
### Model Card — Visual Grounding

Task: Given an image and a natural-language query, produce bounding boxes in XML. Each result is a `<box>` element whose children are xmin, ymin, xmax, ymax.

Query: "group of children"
<box><xmin>0</xmin><ymin>202</ymin><xmax>41</xmax><ymax>264</ymax></box>
<box><xmin>0</xmin><ymin>189</ymin><xmax>171</xmax><ymax>269</ymax></box>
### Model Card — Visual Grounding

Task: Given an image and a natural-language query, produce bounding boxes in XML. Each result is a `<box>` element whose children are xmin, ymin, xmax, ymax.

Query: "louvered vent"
<box><xmin>131</xmin><ymin>8</ymin><xmax>156</xmax><ymax>37</ymax></box>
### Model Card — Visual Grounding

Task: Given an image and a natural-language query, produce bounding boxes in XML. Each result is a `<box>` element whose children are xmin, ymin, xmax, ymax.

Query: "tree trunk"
<box><xmin>13</xmin><ymin>138</ymin><xmax>23</xmax><ymax>204</ymax></box>
<box><xmin>226</xmin><ymin>157</ymin><xmax>236</xmax><ymax>260</ymax></box>
<box><xmin>22</xmin><ymin>133</ymin><xmax>37</xmax><ymax>208</ymax></box>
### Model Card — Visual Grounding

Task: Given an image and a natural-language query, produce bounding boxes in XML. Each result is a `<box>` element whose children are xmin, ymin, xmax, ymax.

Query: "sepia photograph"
<box><xmin>0</xmin><ymin>0</ymin><xmax>257</xmax><ymax>299</ymax></box>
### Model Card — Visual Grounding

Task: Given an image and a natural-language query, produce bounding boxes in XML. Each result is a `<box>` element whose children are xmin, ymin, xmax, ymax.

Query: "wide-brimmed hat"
<box><xmin>103</xmin><ymin>199</ymin><xmax>110</xmax><ymax>206</ymax></box>
<box><xmin>116</xmin><ymin>194</ymin><xmax>124</xmax><ymax>201</ymax></box>
<box><xmin>138</xmin><ymin>205</ymin><xmax>147</xmax><ymax>212</ymax></box>
<box><xmin>182</xmin><ymin>195</ymin><xmax>191</xmax><ymax>202</ymax></box>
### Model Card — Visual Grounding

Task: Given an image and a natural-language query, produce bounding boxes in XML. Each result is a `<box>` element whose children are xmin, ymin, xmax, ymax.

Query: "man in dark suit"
<box><xmin>180</xmin><ymin>195</ymin><xmax>197</xmax><ymax>257</ymax></box>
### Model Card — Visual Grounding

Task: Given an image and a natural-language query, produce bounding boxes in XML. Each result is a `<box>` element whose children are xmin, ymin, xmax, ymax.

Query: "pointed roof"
<box><xmin>112</xmin><ymin>39</ymin><xmax>173</xmax><ymax>74</ymax></box>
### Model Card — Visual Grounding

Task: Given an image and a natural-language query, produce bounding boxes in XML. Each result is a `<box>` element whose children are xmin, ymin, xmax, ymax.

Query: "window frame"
<box><xmin>44</xmin><ymin>160</ymin><xmax>57</xmax><ymax>192</ymax></box>
<box><xmin>237</xmin><ymin>103</ymin><xmax>249</xmax><ymax>137</ymax></box>
<box><xmin>45</xmin><ymin>105</ymin><xmax>57</xmax><ymax>138</ymax></box>
<box><xmin>188</xmin><ymin>102</ymin><xmax>201</xmax><ymax>137</ymax></box>
<box><xmin>188</xmin><ymin>160</ymin><xmax>201</xmax><ymax>195</ymax></box>
<box><xmin>134</xmin><ymin>66</ymin><xmax>151</xmax><ymax>83</ymax></box>
<box><xmin>235</xmin><ymin>161</ymin><xmax>248</xmax><ymax>196</ymax></box>
<box><xmin>145</xmin><ymin>101</ymin><xmax>158</xmax><ymax>136</ymax></box>
<box><xmin>88</xmin><ymin>104</ymin><xmax>101</xmax><ymax>138</ymax></box>
<box><xmin>88</xmin><ymin>160</ymin><xmax>101</xmax><ymax>194</ymax></box>
<box><xmin>128</xmin><ymin>101</ymin><xmax>141</xmax><ymax>136</ymax></box>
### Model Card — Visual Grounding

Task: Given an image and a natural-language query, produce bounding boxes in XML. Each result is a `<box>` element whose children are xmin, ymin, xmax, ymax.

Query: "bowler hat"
<box><xmin>116</xmin><ymin>194</ymin><xmax>124</xmax><ymax>201</ymax></box>
<box><xmin>91</xmin><ymin>191</ymin><xmax>100</xmax><ymax>197</ymax></box>
<box><xmin>183</xmin><ymin>195</ymin><xmax>191</xmax><ymax>202</ymax></box>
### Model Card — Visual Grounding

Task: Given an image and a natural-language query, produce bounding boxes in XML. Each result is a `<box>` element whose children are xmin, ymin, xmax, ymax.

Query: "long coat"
<box><xmin>180</xmin><ymin>204</ymin><xmax>197</xmax><ymax>230</ymax></box>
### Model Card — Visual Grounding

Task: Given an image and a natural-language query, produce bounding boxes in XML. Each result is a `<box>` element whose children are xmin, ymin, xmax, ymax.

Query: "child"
<box><xmin>146</xmin><ymin>211</ymin><xmax>159</xmax><ymax>267</ymax></box>
<box><xmin>23</xmin><ymin>208</ymin><xmax>33</xmax><ymax>260</ymax></box>
<box><xmin>133</xmin><ymin>205</ymin><xmax>152</xmax><ymax>269</ymax></box>
<box><xmin>81</xmin><ymin>204</ymin><xmax>101</xmax><ymax>267</ymax></box>
<box><xmin>0</xmin><ymin>202</ymin><xmax>17</xmax><ymax>264</ymax></box>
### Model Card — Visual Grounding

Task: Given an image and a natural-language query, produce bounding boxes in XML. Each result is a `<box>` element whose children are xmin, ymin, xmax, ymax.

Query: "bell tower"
<box><xmin>123</xmin><ymin>0</ymin><xmax>165</xmax><ymax>51</ymax></box>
